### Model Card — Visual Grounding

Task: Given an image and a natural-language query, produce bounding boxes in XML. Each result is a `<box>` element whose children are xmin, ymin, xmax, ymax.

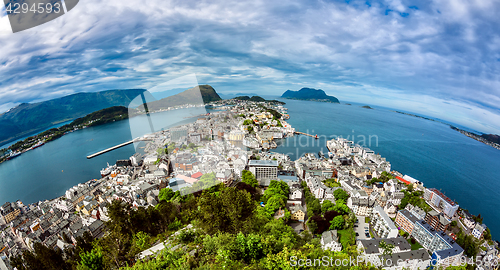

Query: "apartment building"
<box><xmin>370</xmin><ymin>205</ymin><xmax>398</xmax><ymax>238</ymax></box>
<box><xmin>395</xmin><ymin>209</ymin><xmax>420</xmax><ymax>234</ymax></box>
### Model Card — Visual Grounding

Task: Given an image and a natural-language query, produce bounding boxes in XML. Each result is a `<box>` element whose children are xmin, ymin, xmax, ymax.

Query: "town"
<box><xmin>0</xmin><ymin>98</ymin><xmax>498</xmax><ymax>270</ymax></box>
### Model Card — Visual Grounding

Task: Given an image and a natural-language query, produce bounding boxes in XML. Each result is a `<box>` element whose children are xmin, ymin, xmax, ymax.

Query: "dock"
<box><xmin>294</xmin><ymin>131</ymin><xmax>318</xmax><ymax>139</ymax></box>
<box><xmin>86</xmin><ymin>137</ymin><xmax>152</xmax><ymax>159</ymax></box>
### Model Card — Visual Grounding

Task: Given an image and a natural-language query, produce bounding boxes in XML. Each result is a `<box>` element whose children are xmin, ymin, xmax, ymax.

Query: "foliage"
<box><xmin>399</xmin><ymin>190</ymin><xmax>431</xmax><ymax>212</ymax></box>
<box><xmin>132</xmin><ymin>231</ymin><xmax>151</xmax><ymax>251</ymax></box>
<box><xmin>243</xmin><ymin>119</ymin><xmax>254</xmax><ymax>125</ymax></box>
<box><xmin>321</xmin><ymin>200</ymin><xmax>335</xmax><ymax>213</ymax></box>
<box><xmin>197</xmin><ymin>187</ymin><xmax>256</xmax><ymax>234</ymax></box>
<box><xmin>323</xmin><ymin>178</ymin><xmax>341</xmax><ymax>188</ymax></box>
<box><xmin>379</xmin><ymin>240</ymin><xmax>395</xmax><ymax>256</ymax></box>
<box><xmin>333</xmin><ymin>189</ymin><xmax>349</xmax><ymax>204</ymax></box>
<box><xmin>455</xmin><ymin>231</ymin><xmax>479</xmax><ymax>257</ymax></box>
<box><xmin>11</xmin><ymin>242</ymin><xmax>72</xmax><ymax>270</ymax></box>
<box><xmin>77</xmin><ymin>247</ymin><xmax>104</xmax><ymax>270</ymax></box>
<box><xmin>484</xmin><ymin>228</ymin><xmax>491</xmax><ymax>240</ymax></box>
<box><xmin>330</xmin><ymin>216</ymin><xmax>345</xmax><ymax>230</ymax></box>
<box><xmin>241</xmin><ymin>170</ymin><xmax>258</xmax><ymax>187</ymax></box>
<box><xmin>158</xmin><ymin>188</ymin><xmax>177</xmax><ymax>202</ymax></box>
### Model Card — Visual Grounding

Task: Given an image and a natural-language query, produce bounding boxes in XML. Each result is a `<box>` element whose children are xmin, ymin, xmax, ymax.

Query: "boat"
<box><xmin>7</xmin><ymin>152</ymin><xmax>22</xmax><ymax>160</ymax></box>
<box><xmin>100</xmin><ymin>163</ymin><xmax>115</xmax><ymax>177</ymax></box>
<box><xmin>31</xmin><ymin>141</ymin><xmax>45</xmax><ymax>149</ymax></box>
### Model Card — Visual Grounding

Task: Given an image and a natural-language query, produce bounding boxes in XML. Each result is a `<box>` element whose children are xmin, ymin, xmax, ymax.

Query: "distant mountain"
<box><xmin>220</xmin><ymin>92</ymin><xmax>260</xmax><ymax>99</ymax></box>
<box><xmin>0</xmin><ymin>89</ymin><xmax>146</xmax><ymax>145</ymax></box>
<box><xmin>481</xmin><ymin>134</ymin><xmax>500</xmax><ymax>144</ymax></box>
<box><xmin>143</xmin><ymin>85</ymin><xmax>221</xmax><ymax>112</ymax></box>
<box><xmin>233</xmin><ymin>96</ymin><xmax>286</xmax><ymax>105</ymax></box>
<box><xmin>281</xmin><ymin>88</ymin><xmax>340</xmax><ymax>103</ymax></box>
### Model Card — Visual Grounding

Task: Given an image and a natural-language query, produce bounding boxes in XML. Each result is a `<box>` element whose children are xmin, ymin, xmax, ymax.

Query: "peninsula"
<box><xmin>281</xmin><ymin>87</ymin><xmax>340</xmax><ymax>103</ymax></box>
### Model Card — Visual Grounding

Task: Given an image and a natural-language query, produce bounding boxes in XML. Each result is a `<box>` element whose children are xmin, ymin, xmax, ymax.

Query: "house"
<box><xmin>321</xmin><ymin>230</ymin><xmax>342</xmax><ymax>252</ymax></box>
<box><xmin>1</xmin><ymin>202</ymin><xmax>21</xmax><ymax>223</ymax></box>
<box><xmin>472</xmin><ymin>223</ymin><xmax>487</xmax><ymax>239</ymax></box>
<box><xmin>289</xmin><ymin>205</ymin><xmax>305</xmax><ymax>222</ymax></box>
<box><xmin>289</xmin><ymin>188</ymin><xmax>302</xmax><ymax>201</ymax></box>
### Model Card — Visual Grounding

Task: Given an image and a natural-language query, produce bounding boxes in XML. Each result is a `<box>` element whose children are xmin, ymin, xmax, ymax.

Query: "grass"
<box><xmin>338</xmin><ymin>229</ymin><xmax>356</xmax><ymax>249</ymax></box>
<box><xmin>410</xmin><ymin>240</ymin><xmax>423</xmax><ymax>250</ymax></box>
<box><xmin>365</xmin><ymin>217</ymin><xmax>370</xmax><ymax>223</ymax></box>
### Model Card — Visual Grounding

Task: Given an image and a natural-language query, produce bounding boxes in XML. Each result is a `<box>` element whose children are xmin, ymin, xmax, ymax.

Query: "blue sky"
<box><xmin>0</xmin><ymin>0</ymin><xmax>499</xmax><ymax>134</ymax></box>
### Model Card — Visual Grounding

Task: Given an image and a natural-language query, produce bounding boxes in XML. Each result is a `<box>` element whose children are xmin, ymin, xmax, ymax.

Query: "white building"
<box><xmin>321</xmin><ymin>230</ymin><xmax>342</xmax><ymax>252</ymax></box>
<box><xmin>370</xmin><ymin>205</ymin><xmax>398</xmax><ymax>238</ymax></box>
<box><xmin>423</xmin><ymin>188</ymin><xmax>459</xmax><ymax>218</ymax></box>
<box><xmin>472</xmin><ymin>223</ymin><xmax>487</xmax><ymax>239</ymax></box>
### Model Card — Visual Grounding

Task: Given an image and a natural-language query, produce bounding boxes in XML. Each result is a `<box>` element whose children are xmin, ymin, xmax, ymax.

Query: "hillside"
<box><xmin>281</xmin><ymin>88</ymin><xmax>340</xmax><ymax>103</ymax></box>
<box><xmin>233</xmin><ymin>96</ymin><xmax>286</xmax><ymax>105</ymax></box>
<box><xmin>0</xmin><ymin>89</ymin><xmax>146</xmax><ymax>145</ymax></box>
<box><xmin>481</xmin><ymin>134</ymin><xmax>500</xmax><ymax>144</ymax></box>
<box><xmin>144</xmin><ymin>85</ymin><xmax>221</xmax><ymax>111</ymax></box>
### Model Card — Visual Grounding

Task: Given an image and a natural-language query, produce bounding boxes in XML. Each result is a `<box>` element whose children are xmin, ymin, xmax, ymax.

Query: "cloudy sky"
<box><xmin>0</xmin><ymin>0</ymin><xmax>499</xmax><ymax>133</ymax></box>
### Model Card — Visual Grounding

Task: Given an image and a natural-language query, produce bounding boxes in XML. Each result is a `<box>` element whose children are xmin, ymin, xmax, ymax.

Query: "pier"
<box><xmin>86</xmin><ymin>137</ymin><xmax>152</xmax><ymax>159</ymax></box>
<box><xmin>294</xmin><ymin>131</ymin><xmax>318</xmax><ymax>139</ymax></box>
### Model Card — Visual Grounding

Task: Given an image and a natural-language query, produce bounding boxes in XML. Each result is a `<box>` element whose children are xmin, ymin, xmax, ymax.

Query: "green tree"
<box><xmin>333</xmin><ymin>189</ymin><xmax>349</xmax><ymax>203</ymax></box>
<box><xmin>198</xmin><ymin>187</ymin><xmax>256</xmax><ymax>234</ymax></box>
<box><xmin>321</xmin><ymin>200</ymin><xmax>335</xmax><ymax>213</ymax></box>
<box><xmin>330</xmin><ymin>216</ymin><xmax>345</xmax><ymax>230</ymax></box>
<box><xmin>307</xmin><ymin>199</ymin><xmax>321</xmax><ymax>217</ymax></box>
<box><xmin>379</xmin><ymin>240</ymin><xmax>395</xmax><ymax>257</ymax></box>
<box><xmin>158</xmin><ymin>187</ymin><xmax>175</xmax><ymax>202</ymax></box>
<box><xmin>241</xmin><ymin>170</ymin><xmax>258</xmax><ymax>187</ymax></box>
<box><xmin>332</xmin><ymin>202</ymin><xmax>350</xmax><ymax>215</ymax></box>
<box><xmin>77</xmin><ymin>248</ymin><xmax>104</xmax><ymax>270</ymax></box>
<box><xmin>484</xmin><ymin>228</ymin><xmax>492</xmax><ymax>240</ymax></box>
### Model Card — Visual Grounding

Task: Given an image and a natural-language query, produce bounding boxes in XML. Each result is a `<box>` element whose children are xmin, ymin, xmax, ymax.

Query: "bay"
<box><xmin>0</xmin><ymin>107</ymin><xmax>207</xmax><ymax>205</ymax></box>
<box><xmin>273</xmin><ymin>99</ymin><xmax>500</xmax><ymax>239</ymax></box>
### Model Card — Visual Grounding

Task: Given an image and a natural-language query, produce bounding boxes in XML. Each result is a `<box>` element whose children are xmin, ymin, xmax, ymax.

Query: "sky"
<box><xmin>0</xmin><ymin>0</ymin><xmax>499</xmax><ymax>134</ymax></box>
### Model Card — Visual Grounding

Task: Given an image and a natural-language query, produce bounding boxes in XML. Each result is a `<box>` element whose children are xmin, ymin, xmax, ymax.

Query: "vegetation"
<box><xmin>455</xmin><ymin>230</ymin><xmax>479</xmax><ymax>257</ymax></box>
<box><xmin>398</xmin><ymin>190</ymin><xmax>432</xmax><ymax>212</ymax></box>
<box><xmin>241</xmin><ymin>170</ymin><xmax>258</xmax><ymax>187</ymax></box>
<box><xmin>323</xmin><ymin>178</ymin><xmax>340</xmax><ymax>188</ymax></box>
<box><xmin>333</xmin><ymin>189</ymin><xmax>349</xmax><ymax>204</ymax></box>
<box><xmin>366</xmin><ymin>171</ymin><xmax>395</xmax><ymax>185</ymax></box>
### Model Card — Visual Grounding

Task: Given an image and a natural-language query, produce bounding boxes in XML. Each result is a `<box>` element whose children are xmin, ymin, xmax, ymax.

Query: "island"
<box><xmin>233</xmin><ymin>95</ymin><xmax>286</xmax><ymax>105</ymax></box>
<box><xmin>281</xmin><ymin>87</ymin><xmax>340</xmax><ymax>103</ymax></box>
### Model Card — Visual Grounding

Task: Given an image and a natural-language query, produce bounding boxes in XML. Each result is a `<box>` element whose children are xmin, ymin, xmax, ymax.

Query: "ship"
<box><xmin>100</xmin><ymin>163</ymin><xmax>115</xmax><ymax>178</ymax></box>
<box><xmin>31</xmin><ymin>141</ymin><xmax>45</xmax><ymax>149</ymax></box>
<box><xmin>7</xmin><ymin>152</ymin><xmax>22</xmax><ymax>160</ymax></box>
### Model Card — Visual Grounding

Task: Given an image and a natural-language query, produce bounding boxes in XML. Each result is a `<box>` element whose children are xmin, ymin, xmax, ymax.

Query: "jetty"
<box><xmin>86</xmin><ymin>137</ymin><xmax>152</xmax><ymax>159</ymax></box>
<box><xmin>294</xmin><ymin>131</ymin><xmax>318</xmax><ymax>139</ymax></box>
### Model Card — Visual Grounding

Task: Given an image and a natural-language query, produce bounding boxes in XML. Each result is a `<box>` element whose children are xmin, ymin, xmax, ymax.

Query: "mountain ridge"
<box><xmin>0</xmin><ymin>89</ymin><xmax>147</xmax><ymax>145</ymax></box>
<box><xmin>281</xmin><ymin>87</ymin><xmax>340</xmax><ymax>103</ymax></box>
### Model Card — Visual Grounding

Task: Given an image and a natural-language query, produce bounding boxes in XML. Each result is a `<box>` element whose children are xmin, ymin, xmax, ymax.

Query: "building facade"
<box><xmin>370</xmin><ymin>205</ymin><xmax>398</xmax><ymax>238</ymax></box>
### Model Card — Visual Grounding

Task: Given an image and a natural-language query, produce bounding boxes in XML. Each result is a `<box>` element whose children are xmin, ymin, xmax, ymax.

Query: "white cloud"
<box><xmin>0</xmin><ymin>0</ymin><xmax>499</xmax><ymax>133</ymax></box>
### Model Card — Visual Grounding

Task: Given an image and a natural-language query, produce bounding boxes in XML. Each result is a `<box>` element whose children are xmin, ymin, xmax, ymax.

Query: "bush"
<box><xmin>178</xmin><ymin>229</ymin><xmax>197</xmax><ymax>243</ymax></box>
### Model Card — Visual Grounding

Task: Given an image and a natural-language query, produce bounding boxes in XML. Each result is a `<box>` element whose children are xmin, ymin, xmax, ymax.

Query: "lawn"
<box><xmin>410</xmin><ymin>240</ymin><xmax>423</xmax><ymax>250</ymax></box>
<box><xmin>365</xmin><ymin>217</ymin><xmax>370</xmax><ymax>223</ymax></box>
<box><xmin>338</xmin><ymin>229</ymin><xmax>356</xmax><ymax>249</ymax></box>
